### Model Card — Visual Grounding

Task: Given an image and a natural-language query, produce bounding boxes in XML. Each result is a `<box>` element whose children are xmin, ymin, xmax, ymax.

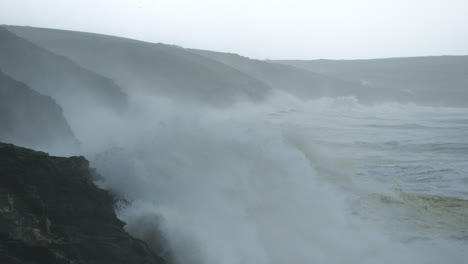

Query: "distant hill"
<box><xmin>0</xmin><ymin>70</ymin><xmax>79</xmax><ymax>152</ymax></box>
<box><xmin>0</xmin><ymin>27</ymin><xmax>127</xmax><ymax>116</ymax></box>
<box><xmin>276</xmin><ymin>56</ymin><xmax>468</xmax><ymax>107</ymax></box>
<box><xmin>6</xmin><ymin>25</ymin><xmax>467</xmax><ymax>107</ymax></box>
<box><xmin>189</xmin><ymin>49</ymin><xmax>374</xmax><ymax>101</ymax></box>
<box><xmin>7</xmin><ymin>26</ymin><xmax>271</xmax><ymax>106</ymax></box>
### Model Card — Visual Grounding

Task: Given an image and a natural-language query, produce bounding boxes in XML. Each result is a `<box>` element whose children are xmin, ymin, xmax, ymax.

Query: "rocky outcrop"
<box><xmin>0</xmin><ymin>143</ymin><xmax>166</xmax><ymax>264</ymax></box>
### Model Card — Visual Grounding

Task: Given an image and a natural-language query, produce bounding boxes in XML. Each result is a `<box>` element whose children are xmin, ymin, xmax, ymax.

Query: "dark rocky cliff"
<box><xmin>0</xmin><ymin>143</ymin><xmax>166</xmax><ymax>264</ymax></box>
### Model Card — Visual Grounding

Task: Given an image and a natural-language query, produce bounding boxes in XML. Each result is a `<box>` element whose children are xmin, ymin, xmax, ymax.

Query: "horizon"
<box><xmin>3</xmin><ymin>0</ymin><xmax>468</xmax><ymax>60</ymax></box>
<box><xmin>3</xmin><ymin>24</ymin><xmax>467</xmax><ymax>61</ymax></box>
<box><xmin>2</xmin><ymin>2</ymin><xmax>468</xmax><ymax>263</ymax></box>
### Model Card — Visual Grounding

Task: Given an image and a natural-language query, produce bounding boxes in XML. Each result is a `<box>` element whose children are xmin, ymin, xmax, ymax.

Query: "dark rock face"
<box><xmin>0</xmin><ymin>143</ymin><xmax>165</xmax><ymax>264</ymax></box>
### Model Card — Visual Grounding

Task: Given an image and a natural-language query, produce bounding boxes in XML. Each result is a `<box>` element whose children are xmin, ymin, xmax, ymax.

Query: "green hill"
<box><xmin>276</xmin><ymin>56</ymin><xmax>468</xmax><ymax>107</ymax></box>
<box><xmin>6</xmin><ymin>25</ymin><xmax>466</xmax><ymax>107</ymax></box>
<box><xmin>190</xmin><ymin>49</ymin><xmax>372</xmax><ymax>100</ymax></box>
<box><xmin>0</xmin><ymin>27</ymin><xmax>127</xmax><ymax>115</ymax></box>
<box><xmin>7</xmin><ymin>26</ymin><xmax>271</xmax><ymax>106</ymax></box>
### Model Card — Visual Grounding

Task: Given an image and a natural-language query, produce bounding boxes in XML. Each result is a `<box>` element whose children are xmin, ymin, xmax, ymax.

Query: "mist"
<box><xmin>1</xmin><ymin>22</ymin><xmax>468</xmax><ymax>264</ymax></box>
<box><xmin>3</xmin><ymin>0</ymin><xmax>468</xmax><ymax>59</ymax></box>
<box><xmin>61</xmin><ymin>90</ymin><xmax>468</xmax><ymax>264</ymax></box>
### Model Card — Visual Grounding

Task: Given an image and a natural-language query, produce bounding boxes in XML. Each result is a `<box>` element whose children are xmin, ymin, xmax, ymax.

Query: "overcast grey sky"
<box><xmin>2</xmin><ymin>0</ymin><xmax>468</xmax><ymax>59</ymax></box>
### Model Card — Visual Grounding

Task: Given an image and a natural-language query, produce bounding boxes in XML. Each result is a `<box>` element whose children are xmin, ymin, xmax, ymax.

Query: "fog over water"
<box><xmin>1</xmin><ymin>2</ymin><xmax>468</xmax><ymax>262</ymax></box>
<box><xmin>57</xmin><ymin>90</ymin><xmax>467</xmax><ymax>264</ymax></box>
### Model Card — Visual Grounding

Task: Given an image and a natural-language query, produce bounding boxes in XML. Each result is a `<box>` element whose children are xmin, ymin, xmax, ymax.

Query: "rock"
<box><xmin>0</xmin><ymin>143</ymin><xmax>166</xmax><ymax>264</ymax></box>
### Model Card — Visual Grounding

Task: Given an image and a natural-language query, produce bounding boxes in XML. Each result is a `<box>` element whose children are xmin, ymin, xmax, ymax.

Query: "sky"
<box><xmin>2</xmin><ymin>0</ymin><xmax>468</xmax><ymax>59</ymax></box>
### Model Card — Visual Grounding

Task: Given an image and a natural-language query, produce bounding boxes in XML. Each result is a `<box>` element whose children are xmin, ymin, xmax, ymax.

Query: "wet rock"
<box><xmin>0</xmin><ymin>143</ymin><xmax>166</xmax><ymax>264</ymax></box>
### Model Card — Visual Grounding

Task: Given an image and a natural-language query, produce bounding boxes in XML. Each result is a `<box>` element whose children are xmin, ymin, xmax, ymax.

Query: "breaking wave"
<box><xmin>66</xmin><ymin>91</ymin><xmax>468</xmax><ymax>264</ymax></box>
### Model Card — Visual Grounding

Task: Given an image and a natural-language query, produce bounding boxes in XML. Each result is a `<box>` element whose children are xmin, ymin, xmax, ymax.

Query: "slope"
<box><xmin>189</xmin><ymin>49</ymin><xmax>375</xmax><ymax>101</ymax></box>
<box><xmin>0</xmin><ymin>26</ymin><xmax>127</xmax><ymax>116</ymax></box>
<box><xmin>0</xmin><ymin>70</ymin><xmax>79</xmax><ymax>153</ymax></box>
<box><xmin>276</xmin><ymin>56</ymin><xmax>468</xmax><ymax>107</ymax></box>
<box><xmin>7</xmin><ymin>26</ymin><xmax>271</xmax><ymax>106</ymax></box>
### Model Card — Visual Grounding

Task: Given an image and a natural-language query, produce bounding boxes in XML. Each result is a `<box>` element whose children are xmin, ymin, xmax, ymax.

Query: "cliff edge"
<box><xmin>0</xmin><ymin>143</ymin><xmax>165</xmax><ymax>264</ymax></box>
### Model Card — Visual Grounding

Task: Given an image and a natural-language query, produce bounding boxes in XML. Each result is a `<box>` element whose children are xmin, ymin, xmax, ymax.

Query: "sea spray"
<box><xmin>65</xmin><ymin>91</ymin><xmax>468</xmax><ymax>263</ymax></box>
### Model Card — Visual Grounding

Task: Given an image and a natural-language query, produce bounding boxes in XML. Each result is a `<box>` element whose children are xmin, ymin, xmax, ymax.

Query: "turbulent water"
<box><xmin>68</xmin><ymin>92</ymin><xmax>468</xmax><ymax>264</ymax></box>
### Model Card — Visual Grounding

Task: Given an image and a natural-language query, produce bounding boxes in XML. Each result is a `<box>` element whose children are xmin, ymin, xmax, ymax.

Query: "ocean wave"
<box><xmin>69</xmin><ymin>92</ymin><xmax>468</xmax><ymax>264</ymax></box>
<box><xmin>353</xmin><ymin>189</ymin><xmax>468</xmax><ymax>232</ymax></box>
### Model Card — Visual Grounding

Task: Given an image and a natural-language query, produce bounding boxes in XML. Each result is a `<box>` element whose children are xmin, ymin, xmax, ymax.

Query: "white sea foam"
<box><xmin>66</xmin><ymin>91</ymin><xmax>468</xmax><ymax>264</ymax></box>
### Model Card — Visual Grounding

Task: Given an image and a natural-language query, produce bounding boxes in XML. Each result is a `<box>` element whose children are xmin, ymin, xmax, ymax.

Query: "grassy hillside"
<box><xmin>0</xmin><ymin>27</ymin><xmax>127</xmax><ymax>115</ymax></box>
<box><xmin>7</xmin><ymin>25</ymin><xmax>465</xmax><ymax>107</ymax></box>
<box><xmin>189</xmin><ymin>49</ymin><xmax>374</xmax><ymax>101</ymax></box>
<box><xmin>276</xmin><ymin>56</ymin><xmax>468</xmax><ymax>107</ymax></box>
<box><xmin>7</xmin><ymin>26</ymin><xmax>271</xmax><ymax>106</ymax></box>
<box><xmin>0</xmin><ymin>70</ymin><xmax>79</xmax><ymax>152</ymax></box>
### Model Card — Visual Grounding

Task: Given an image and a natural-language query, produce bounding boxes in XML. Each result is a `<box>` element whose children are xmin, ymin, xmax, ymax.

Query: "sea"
<box><xmin>82</xmin><ymin>92</ymin><xmax>468</xmax><ymax>264</ymax></box>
